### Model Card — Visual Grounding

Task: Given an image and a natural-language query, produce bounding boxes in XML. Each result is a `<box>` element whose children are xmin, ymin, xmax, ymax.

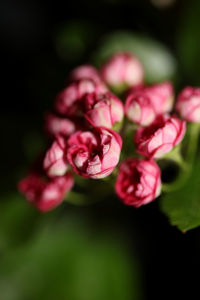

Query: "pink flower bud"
<box><xmin>176</xmin><ymin>86</ymin><xmax>200</xmax><ymax>123</ymax></box>
<box><xmin>125</xmin><ymin>94</ymin><xmax>156</xmax><ymax>126</ymax></box>
<box><xmin>143</xmin><ymin>82</ymin><xmax>174</xmax><ymax>115</ymax></box>
<box><xmin>18</xmin><ymin>172</ymin><xmax>74</xmax><ymax>212</ymax></box>
<box><xmin>101</xmin><ymin>52</ymin><xmax>144</xmax><ymax>91</ymax></box>
<box><xmin>128</xmin><ymin>81</ymin><xmax>174</xmax><ymax>115</ymax></box>
<box><xmin>83</xmin><ymin>92</ymin><xmax>124</xmax><ymax>128</ymax></box>
<box><xmin>43</xmin><ymin>136</ymin><xmax>68</xmax><ymax>177</ymax></box>
<box><xmin>67</xmin><ymin>127</ymin><xmax>122</xmax><ymax>179</ymax></box>
<box><xmin>44</xmin><ymin>113</ymin><xmax>76</xmax><ymax>138</ymax></box>
<box><xmin>69</xmin><ymin>64</ymin><xmax>103</xmax><ymax>84</ymax></box>
<box><xmin>134</xmin><ymin>115</ymin><xmax>186</xmax><ymax>159</ymax></box>
<box><xmin>115</xmin><ymin>158</ymin><xmax>161</xmax><ymax>207</ymax></box>
<box><xmin>55</xmin><ymin>79</ymin><xmax>107</xmax><ymax>117</ymax></box>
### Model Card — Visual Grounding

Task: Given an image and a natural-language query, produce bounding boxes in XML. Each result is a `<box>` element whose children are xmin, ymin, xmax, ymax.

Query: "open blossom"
<box><xmin>83</xmin><ymin>92</ymin><xmax>124</xmax><ymax>128</ymax></box>
<box><xmin>43</xmin><ymin>136</ymin><xmax>68</xmax><ymax>178</ymax></box>
<box><xmin>101</xmin><ymin>52</ymin><xmax>144</xmax><ymax>91</ymax></box>
<box><xmin>125</xmin><ymin>94</ymin><xmax>156</xmax><ymax>126</ymax></box>
<box><xmin>55</xmin><ymin>79</ymin><xmax>107</xmax><ymax>117</ymax></box>
<box><xmin>44</xmin><ymin>113</ymin><xmax>76</xmax><ymax>138</ymax></box>
<box><xmin>69</xmin><ymin>64</ymin><xmax>103</xmax><ymax>84</ymax></box>
<box><xmin>18</xmin><ymin>172</ymin><xmax>74</xmax><ymax>212</ymax></box>
<box><xmin>134</xmin><ymin>115</ymin><xmax>186</xmax><ymax>159</ymax></box>
<box><xmin>176</xmin><ymin>86</ymin><xmax>200</xmax><ymax>123</ymax></box>
<box><xmin>67</xmin><ymin>127</ymin><xmax>122</xmax><ymax>179</ymax></box>
<box><xmin>115</xmin><ymin>158</ymin><xmax>161</xmax><ymax>207</ymax></box>
<box><xmin>128</xmin><ymin>81</ymin><xmax>174</xmax><ymax>115</ymax></box>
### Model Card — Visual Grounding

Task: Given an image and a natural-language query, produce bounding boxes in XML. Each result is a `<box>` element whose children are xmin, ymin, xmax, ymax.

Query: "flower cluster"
<box><xmin>19</xmin><ymin>51</ymin><xmax>199</xmax><ymax>212</ymax></box>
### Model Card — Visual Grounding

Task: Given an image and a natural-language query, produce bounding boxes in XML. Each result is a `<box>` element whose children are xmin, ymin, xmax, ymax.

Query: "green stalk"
<box><xmin>185</xmin><ymin>123</ymin><xmax>200</xmax><ymax>164</ymax></box>
<box><xmin>161</xmin><ymin>123</ymin><xmax>200</xmax><ymax>192</ymax></box>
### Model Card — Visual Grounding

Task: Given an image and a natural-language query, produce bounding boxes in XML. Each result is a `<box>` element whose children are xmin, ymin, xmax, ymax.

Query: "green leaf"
<box><xmin>0</xmin><ymin>194</ymin><xmax>38</xmax><ymax>250</ymax></box>
<box><xmin>92</xmin><ymin>31</ymin><xmax>177</xmax><ymax>84</ymax></box>
<box><xmin>160</xmin><ymin>157</ymin><xmax>200</xmax><ymax>232</ymax></box>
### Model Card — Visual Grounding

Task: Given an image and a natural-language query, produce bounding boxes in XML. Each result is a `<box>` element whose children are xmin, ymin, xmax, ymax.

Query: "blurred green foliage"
<box><xmin>92</xmin><ymin>31</ymin><xmax>177</xmax><ymax>84</ymax></box>
<box><xmin>0</xmin><ymin>195</ymin><xmax>141</xmax><ymax>300</ymax></box>
<box><xmin>0</xmin><ymin>194</ymin><xmax>40</xmax><ymax>250</ymax></box>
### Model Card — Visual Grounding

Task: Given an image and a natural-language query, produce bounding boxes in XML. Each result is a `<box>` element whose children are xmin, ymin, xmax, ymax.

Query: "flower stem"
<box><xmin>185</xmin><ymin>122</ymin><xmax>200</xmax><ymax>164</ymax></box>
<box><xmin>161</xmin><ymin>145</ymin><xmax>188</xmax><ymax>170</ymax></box>
<box><xmin>161</xmin><ymin>123</ymin><xmax>200</xmax><ymax>193</ymax></box>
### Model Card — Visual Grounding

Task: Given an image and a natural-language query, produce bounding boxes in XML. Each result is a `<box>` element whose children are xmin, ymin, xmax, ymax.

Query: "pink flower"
<box><xmin>128</xmin><ymin>81</ymin><xmax>174</xmax><ymax>115</ymax></box>
<box><xmin>176</xmin><ymin>86</ymin><xmax>200</xmax><ymax>123</ymax></box>
<box><xmin>55</xmin><ymin>79</ymin><xmax>107</xmax><ymax>117</ymax></box>
<box><xmin>18</xmin><ymin>172</ymin><xmax>74</xmax><ymax>212</ymax></box>
<box><xmin>83</xmin><ymin>92</ymin><xmax>124</xmax><ymax>128</ymax></box>
<box><xmin>44</xmin><ymin>113</ymin><xmax>76</xmax><ymax>138</ymax></box>
<box><xmin>125</xmin><ymin>94</ymin><xmax>156</xmax><ymax>126</ymax></box>
<box><xmin>67</xmin><ymin>127</ymin><xmax>122</xmax><ymax>179</ymax></box>
<box><xmin>69</xmin><ymin>64</ymin><xmax>103</xmax><ymax>84</ymax></box>
<box><xmin>115</xmin><ymin>158</ymin><xmax>161</xmax><ymax>207</ymax></box>
<box><xmin>134</xmin><ymin>115</ymin><xmax>186</xmax><ymax>159</ymax></box>
<box><xmin>101</xmin><ymin>52</ymin><xmax>144</xmax><ymax>91</ymax></box>
<box><xmin>142</xmin><ymin>82</ymin><xmax>174</xmax><ymax>114</ymax></box>
<box><xmin>43</xmin><ymin>136</ymin><xmax>68</xmax><ymax>177</ymax></box>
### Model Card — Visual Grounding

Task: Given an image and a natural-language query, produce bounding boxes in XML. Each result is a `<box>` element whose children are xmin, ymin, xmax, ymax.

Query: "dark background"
<box><xmin>1</xmin><ymin>0</ymin><xmax>200</xmax><ymax>299</ymax></box>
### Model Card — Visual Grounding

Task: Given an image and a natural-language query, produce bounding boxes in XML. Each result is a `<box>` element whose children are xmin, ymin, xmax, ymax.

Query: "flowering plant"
<box><xmin>18</xmin><ymin>51</ymin><xmax>200</xmax><ymax>232</ymax></box>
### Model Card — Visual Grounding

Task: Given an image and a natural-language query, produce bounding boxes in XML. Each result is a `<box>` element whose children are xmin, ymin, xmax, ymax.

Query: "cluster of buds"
<box><xmin>19</xmin><ymin>51</ymin><xmax>200</xmax><ymax>212</ymax></box>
